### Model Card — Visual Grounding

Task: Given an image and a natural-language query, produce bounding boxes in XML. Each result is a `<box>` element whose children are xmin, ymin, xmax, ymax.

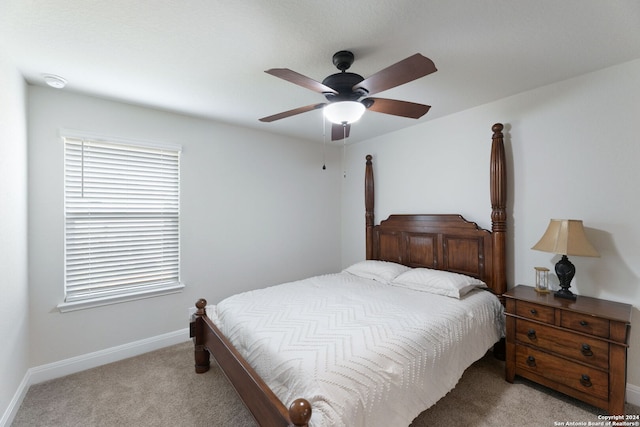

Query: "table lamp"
<box><xmin>531</xmin><ymin>219</ymin><xmax>600</xmax><ymax>300</ymax></box>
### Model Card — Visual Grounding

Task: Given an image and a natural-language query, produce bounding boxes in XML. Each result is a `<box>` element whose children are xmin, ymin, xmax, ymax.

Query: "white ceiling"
<box><xmin>2</xmin><ymin>1</ymin><xmax>640</xmax><ymax>144</ymax></box>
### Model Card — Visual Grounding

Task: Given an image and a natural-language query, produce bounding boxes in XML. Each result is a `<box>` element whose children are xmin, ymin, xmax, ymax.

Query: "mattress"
<box><xmin>211</xmin><ymin>270</ymin><xmax>504</xmax><ymax>427</ymax></box>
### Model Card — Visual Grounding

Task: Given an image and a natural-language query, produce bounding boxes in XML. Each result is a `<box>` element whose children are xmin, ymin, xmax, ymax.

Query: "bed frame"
<box><xmin>190</xmin><ymin>123</ymin><xmax>508</xmax><ymax>427</ymax></box>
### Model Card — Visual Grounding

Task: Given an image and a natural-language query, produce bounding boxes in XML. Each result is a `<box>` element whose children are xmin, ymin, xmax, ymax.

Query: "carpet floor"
<box><xmin>12</xmin><ymin>341</ymin><xmax>640</xmax><ymax>426</ymax></box>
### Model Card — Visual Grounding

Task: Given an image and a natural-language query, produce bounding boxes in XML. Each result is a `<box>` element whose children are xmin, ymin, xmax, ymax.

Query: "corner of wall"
<box><xmin>0</xmin><ymin>59</ymin><xmax>29</xmax><ymax>427</ymax></box>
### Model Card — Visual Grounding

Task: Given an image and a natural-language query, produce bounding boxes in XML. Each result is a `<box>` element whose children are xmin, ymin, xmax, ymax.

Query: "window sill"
<box><xmin>57</xmin><ymin>283</ymin><xmax>185</xmax><ymax>313</ymax></box>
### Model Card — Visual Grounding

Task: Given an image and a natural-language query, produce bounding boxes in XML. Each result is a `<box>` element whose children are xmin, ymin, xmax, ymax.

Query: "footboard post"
<box><xmin>289</xmin><ymin>398</ymin><xmax>312</xmax><ymax>427</ymax></box>
<box><xmin>192</xmin><ymin>298</ymin><xmax>211</xmax><ymax>374</ymax></box>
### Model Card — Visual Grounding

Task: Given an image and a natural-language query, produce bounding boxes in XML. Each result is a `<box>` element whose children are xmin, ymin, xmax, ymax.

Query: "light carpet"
<box><xmin>12</xmin><ymin>341</ymin><xmax>639</xmax><ymax>426</ymax></box>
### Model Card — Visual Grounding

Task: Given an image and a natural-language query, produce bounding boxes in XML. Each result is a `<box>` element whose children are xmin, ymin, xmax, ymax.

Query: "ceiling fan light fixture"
<box><xmin>323</xmin><ymin>101</ymin><xmax>365</xmax><ymax>125</ymax></box>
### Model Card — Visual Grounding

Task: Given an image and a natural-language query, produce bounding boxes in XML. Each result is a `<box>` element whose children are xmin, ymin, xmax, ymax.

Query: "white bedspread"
<box><xmin>211</xmin><ymin>272</ymin><xmax>504</xmax><ymax>427</ymax></box>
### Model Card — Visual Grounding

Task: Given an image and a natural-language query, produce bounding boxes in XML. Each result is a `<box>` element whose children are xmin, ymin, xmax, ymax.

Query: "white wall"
<box><xmin>342</xmin><ymin>59</ymin><xmax>640</xmax><ymax>388</ymax></box>
<box><xmin>0</xmin><ymin>60</ymin><xmax>29</xmax><ymax>421</ymax></box>
<box><xmin>27</xmin><ymin>86</ymin><xmax>343</xmax><ymax>366</ymax></box>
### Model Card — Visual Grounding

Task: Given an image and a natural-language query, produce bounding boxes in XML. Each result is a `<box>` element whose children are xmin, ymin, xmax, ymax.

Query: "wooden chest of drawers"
<box><xmin>505</xmin><ymin>285</ymin><xmax>632</xmax><ymax>414</ymax></box>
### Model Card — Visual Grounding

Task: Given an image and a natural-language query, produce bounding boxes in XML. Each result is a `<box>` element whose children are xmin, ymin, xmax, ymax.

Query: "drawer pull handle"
<box><xmin>580</xmin><ymin>374</ymin><xmax>592</xmax><ymax>388</ymax></box>
<box><xmin>581</xmin><ymin>344</ymin><xmax>593</xmax><ymax>357</ymax></box>
<box><xmin>580</xmin><ymin>320</ymin><xmax>589</xmax><ymax>327</ymax></box>
<box><xmin>527</xmin><ymin>329</ymin><xmax>537</xmax><ymax>340</ymax></box>
<box><xmin>530</xmin><ymin>309</ymin><xmax>537</xmax><ymax>315</ymax></box>
<box><xmin>526</xmin><ymin>356</ymin><xmax>536</xmax><ymax>367</ymax></box>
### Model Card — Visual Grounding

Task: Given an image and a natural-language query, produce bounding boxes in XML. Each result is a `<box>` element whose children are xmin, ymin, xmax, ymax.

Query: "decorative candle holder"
<box><xmin>535</xmin><ymin>267</ymin><xmax>550</xmax><ymax>293</ymax></box>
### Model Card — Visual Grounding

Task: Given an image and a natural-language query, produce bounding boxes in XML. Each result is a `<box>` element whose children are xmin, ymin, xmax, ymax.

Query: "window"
<box><xmin>59</xmin><ymin>132</ymin><xmax>182</xmax><ymax>312</ymax></box>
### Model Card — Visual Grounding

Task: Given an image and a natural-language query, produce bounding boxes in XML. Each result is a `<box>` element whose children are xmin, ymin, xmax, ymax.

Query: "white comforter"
<box><xmin>211</xmin><ymin>272</ymin><xmax>504</xmax><ymax>427</ymax></box>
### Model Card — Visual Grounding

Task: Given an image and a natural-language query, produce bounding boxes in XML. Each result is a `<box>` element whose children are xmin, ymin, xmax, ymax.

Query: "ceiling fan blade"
<box><xmin>265</xmin><ymin>68</ymin><xmax>338</xmax><ymax>95</ymax></box>
<box><xmin>364</xmin><ymin>97</ymin><xmax>431</xmax><ymax>119</ymax></box>
<box><xmin>353</xmin><ymin>54</ymin><xmax>437</xmax><ymax>95</ymax></box>
<box><xmin>259</xmin><ymin>103</ymin><xmax>325</xmax><ymax>122</ymax></box>
<box><xmin>331</xmin><ymin>123</ymin><xmax>351</xmax><ymax>141</ymax></box>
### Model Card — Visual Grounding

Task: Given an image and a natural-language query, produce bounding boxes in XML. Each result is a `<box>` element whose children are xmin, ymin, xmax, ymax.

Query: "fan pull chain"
<box><xmin>342</xmin><ymin>123</ymin><xmax>347</xmax><ymax>178</ymax></box>
<box><xmin>322</xmin><ymin>114</ymin><xmax>326</xmax><ymax>170</ymax></box>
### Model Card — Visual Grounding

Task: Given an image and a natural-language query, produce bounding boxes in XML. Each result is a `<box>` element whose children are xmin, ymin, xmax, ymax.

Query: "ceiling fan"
<box><xmin>259</xmin><ymin>50</ymin><xmax>437</xmax><ymax>141</ymax></box>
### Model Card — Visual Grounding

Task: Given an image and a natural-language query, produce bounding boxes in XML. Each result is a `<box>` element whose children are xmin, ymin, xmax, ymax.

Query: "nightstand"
<box><xmin>504</xmin><ymin>285</ymin><xmax>632</xmax><ymax>414</ymax></box>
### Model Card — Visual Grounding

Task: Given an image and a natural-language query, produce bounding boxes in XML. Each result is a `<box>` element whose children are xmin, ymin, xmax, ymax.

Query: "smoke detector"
<box><xmin>43</xmin><ymin>74</ymin><xmax>67</xmax><ymax>89</ymax></box>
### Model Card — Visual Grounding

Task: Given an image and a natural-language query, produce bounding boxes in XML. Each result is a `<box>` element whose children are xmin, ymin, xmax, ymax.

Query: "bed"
<box><xmin>190</xmin><ymin>123</ymin><xmax>508</xmax><ymax>426</ymax></box>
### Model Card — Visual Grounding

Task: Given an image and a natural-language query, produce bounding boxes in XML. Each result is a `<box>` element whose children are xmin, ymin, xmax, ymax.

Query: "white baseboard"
<box><xmin>628</xmin><ymin>382</ymin><xmax>640</xmax><ymax>408</ymax></box>
<box><xmin>28</xmin><ymin>328</ymin><xmax>191</xmax><ymax>385</ymax></box>
<box><xmin>0</xmin><ymin>328</ymin><xmax>190</xmax><ymax>427</ymax></box>
<box><xmin>0</xmin><ymin>373</ymin><xmax>32</xmax><ymax>427</ymax></box>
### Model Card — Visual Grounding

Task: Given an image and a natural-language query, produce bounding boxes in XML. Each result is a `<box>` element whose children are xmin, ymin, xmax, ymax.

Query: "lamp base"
<box><xmin>554</xmin><ymin>255</ymin><xmax>578</xmax><ymax>300</ymax></box>
<box><xmin>554</xmin><ymin>288</ymin><xmax>577</xmax><ymax>300</ymax></box>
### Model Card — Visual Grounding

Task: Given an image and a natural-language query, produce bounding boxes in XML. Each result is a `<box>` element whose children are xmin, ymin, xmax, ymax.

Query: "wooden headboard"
<box><xmin>364</xmin><ymin>123</ymin><xmax>507</xmax><ymax>297</ymax></box>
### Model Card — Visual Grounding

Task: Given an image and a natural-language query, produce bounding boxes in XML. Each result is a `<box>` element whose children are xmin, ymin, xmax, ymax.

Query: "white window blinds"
<box><xmin>63</xmin><ymin>136</ymin><xmax>181</xmax><ymax>307</ymax></box>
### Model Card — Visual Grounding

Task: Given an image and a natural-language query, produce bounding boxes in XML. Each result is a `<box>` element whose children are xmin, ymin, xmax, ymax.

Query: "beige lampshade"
<box><xmin>532</xmin><ymin>219</ymin><xmax>600</xmax><ymax>257</ymax></box>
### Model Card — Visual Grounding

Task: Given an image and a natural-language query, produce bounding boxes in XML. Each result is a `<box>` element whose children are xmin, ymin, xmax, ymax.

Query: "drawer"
<box><xmin>515</xmin><ymin>319</ymin><xmax>609</xmax><ymax>370</ymax></box>
<box><xmin>561</xmin><ymin>311</ymin><xmax>610</xmax><ymax>339</ymax></box>
<box><xmin>515</xmin><ymin>345</ymin><xmax>608</xmax><ymax>400</ymax></box>
<box><xmin>515</xmin><ymin>300</ymin><xmax>555</xmax><ymax>323</ymax></box>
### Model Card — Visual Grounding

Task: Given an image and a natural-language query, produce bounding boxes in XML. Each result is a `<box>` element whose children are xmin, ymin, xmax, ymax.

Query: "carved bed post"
<box><xmin>365</xmin><ymin>154</ymin><xmax>374</xmax><ymax>260</ymax></box>
<box><xmin>490</xmin><ymin>123</ymin><xmax>508</xmax><ymax>360</ymax></box>
<box><xmin>289</xmin><ymin>399</ymin><xmax>312</xmax><ymax>427</ymax></box>
<box><xmin>193</xmin><ymin>298</ymin><xmax>211</xmax><ymax>373</ymax></box>
<box><xmin>490</xmin><ymin>123</ymin><xmax>507</xmax><ymax>298</ymax></box>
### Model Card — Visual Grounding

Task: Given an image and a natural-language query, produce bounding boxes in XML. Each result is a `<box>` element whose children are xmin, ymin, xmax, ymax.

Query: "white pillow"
<box><xmin>343</xmin><ymin>260</ymin><xmax>411</xmax><ymax>284</ymax></box>
<box><xmin>391</xmin><ymin>268</ymin><xmax>487</xmax><ymax>299</ymax></box>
